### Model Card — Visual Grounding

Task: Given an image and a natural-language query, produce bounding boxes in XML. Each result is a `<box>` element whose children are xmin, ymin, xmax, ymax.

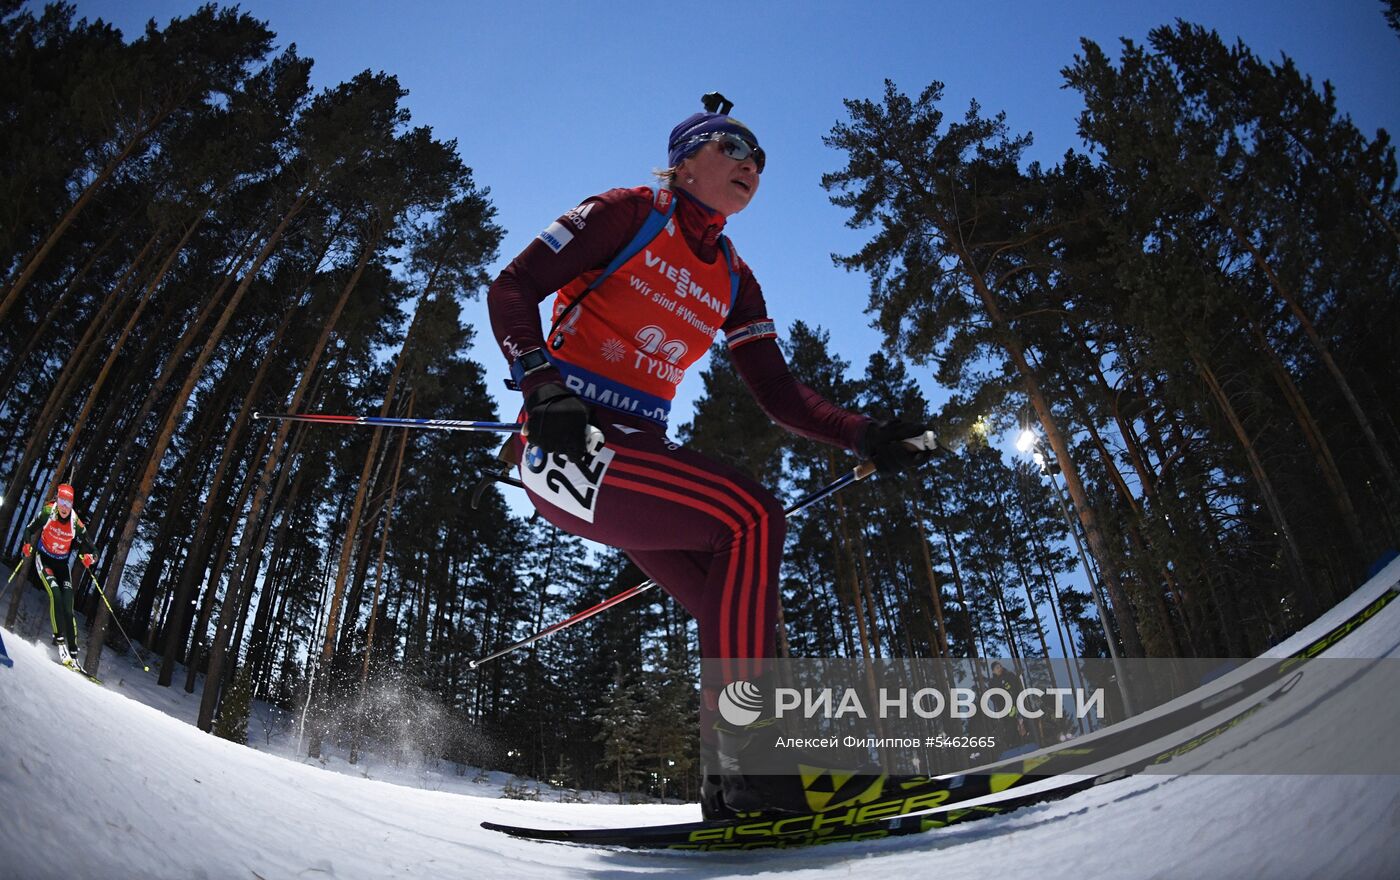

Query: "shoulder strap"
<box><xmin>588</xmin><ymin>189</ymin><xmax>676</xmax><ymax>292</ymax></box>
<box><xmin>549</xmin><ymin>189</ymin><xmax>677</xmax><ymax>351</ymax></box>
<box><xmin>716</xmin><ymin>236</ymin><xmax>741</xmax><ymax>307</ymax></box>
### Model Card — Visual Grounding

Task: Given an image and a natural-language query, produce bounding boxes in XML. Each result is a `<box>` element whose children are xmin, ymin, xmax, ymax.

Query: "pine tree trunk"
<box><xmin>82</xmin><ymin>222</ymin><xmax>265</xmax><ymax>536</ymax></box>
<box><xmin>51</xmin><ymin>214</ymin><xmax>208</xmax><ymax>490</ymax></box>
<box><xmin>128</xmin><ymin>375</ymin><xmax>239</xmax><ymax>635</ymax></box>
<box><xmin>332</xmin><ymin>424</ymin><xmax>407</xmax><ymax>664</ymax></box>
<box><xmin>84</xmin><ymin>190</ymin><xmax>313</xmax><ymax>677</ymax></box>
<box><xmin>1192</xmin><ymin>351</ymin><xmax>1313</xmax><ymax>610</ymax></box>
<box><xmin>1020</xmin><ymin>495</ymin><xmax>1077</xmax><ymax>663</ymax></box>
<box><xmin>126</xmin><ymin>467</ymin><xmax>197</xmax><ymax>641</ymax></box>
<box><xmin>0</xmin><ymin>111</ymin><xmax>174</xmax><ymax>325</ymax></box>
<box><xmin>178</xmin><ymin>429</ymin><xmax>274</xmax><ymax>691</ymax></box>
<box><xmin>413</xmin><ymin>548</ymin><xmax>431</xmax><ymax>670</ymax></box>
<box><xmin>1246</xmin><ymin>314</ymin><xmax>1369</xmax><ymax>555</ymax></box>
<box><xmin>249</xmin><ymin>538</ymin><xmax>308</xmax><ymax>698</ymax></box>
<box><xmin>864</xmin><ymin>523</ymin><xmax>903</xmax><ymax>653</ymax></box>
<box><xmin>197</xmin><ymin>419</ymin><xmax>310</xmax><ymax>723</ymax></box>
<box><xmin>300</xmin><ymin>230</ymin><xmax>395</xmax><ymax>695</ymax></box>
<box><xmin>211</xmin><ymin>230</ymin><xmax>379</xmax><ymax>734</ymax></box>
<box><xmin>158</xmin><ymin>226</ymin><xmax>331</xmax><ymax>687</ymax></box>
<box><xmin>0</xmin><ymin>222</ymin><xmax>130</xmax><ymax>405</ymax></box>
<box><xmin>1176</xmin><ymin>455</ymin><xmax>1248</xmax><ymax>655</ymax></box>
<box><xmin>821</xmin><ymin>536</ymin><xmax>857</xmax><ymax>658</ymax></box>
<box><xmin>0</xmin><ymin>232</ymin><xmax>156</xmax><ymax>552</ymax></box>
<box><xmin>229</xmin><ymin>468</ymin><xmax>309</xmax><ymax>688</ymax></box>
<box><xmin>930</xmin><ymin>476</ymin><xmax>979</xmax><ymax>662</ymax></box>
<box><xmin>833</xmin><ymin>480</ymin><xmax>874</xmax><ymax>660</ymax></box>
<box><xmin>64</xmin><ymin>304</ymin><xmax>174</xmax><ymax>491</ymax></box>
<box><xmin>1075</xmin><ymin>328</ymin><xmax>1162</xmax><ymax>503</ymax></box>
<box><xmin>334</xmin><ymin>505</ymin><xmax>382</xmax><ymax>662</ymax></box>
<box><xmin>914</xmin><ymin>517</ymin><xmax>950</xmax><ymax>656</ymax></box>
<box><xmin>995</xmin><ymin>491</ymin><xmax>1055</xmax><ymax>668</ymax></box>
<box><xmin>1207</xmin><ymin>197</ymin><xmax>1400</xmax><ymax>501</ymax></box>
<box><xmin>854</xmin><ymin>532</ymin><xmax>883</xmax><ymax>657</ymax></box>
<box><xmin>350</xmin><ymin>418</ymin><xmax>411</xmax><ymax>764</ymax></box>
<box><xmin>255</xmin><ymin>568</ymin><xmax>295</xmax><ymax>696</ymax></box>
<box><xmin>1061</xmin><ymin>372</ymin><xmax>1188</xmax><ymax>657</ymax></box>
<box><xmin>972</xmin><ymin>532</ymin><xmax>1018</xmax><ymax>657</ymax></box>
<box><xmin>947</xmin><ymin>238</ymin><xmax>1145</xmax><ymax>657</ymax></box>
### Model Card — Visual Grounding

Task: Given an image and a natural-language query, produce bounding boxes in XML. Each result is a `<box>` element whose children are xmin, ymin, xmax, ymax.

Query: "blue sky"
<box><xmin>67</xmin><ymin>0</ymin><xmax>1399</xmax><ymax>433</ymax></box>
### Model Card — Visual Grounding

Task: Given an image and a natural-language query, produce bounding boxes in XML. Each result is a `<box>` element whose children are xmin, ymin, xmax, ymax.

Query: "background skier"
<box><xmin>20</xmin><ymin>483</ymin><xmax>100</xmax><ymax>675</ymax></box>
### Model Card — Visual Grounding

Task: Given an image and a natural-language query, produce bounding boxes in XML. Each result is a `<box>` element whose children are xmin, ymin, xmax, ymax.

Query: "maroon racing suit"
<box><xmin>488</xmin><ymin>186</ymin><xmax>870</xmax><ymax>740</ymax></box>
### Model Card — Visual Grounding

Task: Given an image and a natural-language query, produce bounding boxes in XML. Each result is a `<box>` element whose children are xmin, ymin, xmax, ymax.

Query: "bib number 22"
<box><xmin>521</xmin><ymin>443</ymin><xmax>615</xmax><ymax>523</ymax></box>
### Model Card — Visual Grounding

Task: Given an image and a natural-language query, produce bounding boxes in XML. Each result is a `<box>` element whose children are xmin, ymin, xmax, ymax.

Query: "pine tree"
<box><xmin>212</xmin><ymin>666</ymin><xmax>254</xmax><ymax>745</ymax></box>
<box><xmin>593</xmin><ymin>665</ymin><xmax>646</xmax><ymax>800</ymax></box>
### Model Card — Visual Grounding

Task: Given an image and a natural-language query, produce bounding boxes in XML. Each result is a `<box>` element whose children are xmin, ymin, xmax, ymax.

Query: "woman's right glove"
<box><xmin>524</xmin><ymin>382</ymin><xmax>593</xmax><ymax>459</ymax></box>
<box><xmin>860</xmin><ymin>418</ymin><xmax>935</xmax><ymax>473</ymax></box>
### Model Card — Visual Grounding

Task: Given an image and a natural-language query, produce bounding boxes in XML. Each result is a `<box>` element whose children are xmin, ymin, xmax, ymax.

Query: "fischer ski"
<box><xmin>483</xmin><ymin>584</ymin><xmax>1398</xmax><ymax>850</ymax></box>
<box><xmin>483</xmin><ymin>774</ymin><xmax>1097</xmax><ymax>849</ymax></box>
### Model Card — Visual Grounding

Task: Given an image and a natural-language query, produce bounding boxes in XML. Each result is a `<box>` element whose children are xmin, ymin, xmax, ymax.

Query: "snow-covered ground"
<box><xmin>2</xmin><ymin>559</ymin><xmax>1399</xmax><ymax>880</ymax></box>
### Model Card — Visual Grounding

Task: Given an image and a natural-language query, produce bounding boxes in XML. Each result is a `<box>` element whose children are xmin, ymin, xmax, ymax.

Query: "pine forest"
<box><xmin>1</xmin><ymin>3</ymin><xmax>1396</xmax><ymax>798</ymax></box>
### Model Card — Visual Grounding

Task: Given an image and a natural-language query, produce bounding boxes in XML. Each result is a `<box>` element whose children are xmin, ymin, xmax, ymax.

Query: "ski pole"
<box><xmin>471</xmin><ymin>471</ymin><xmax>526</xmax><ymax>510</ymax></box>
<box><xmin>84</xmin><ymin>568</ymin><xmax>152</xmax><ymax>673</ymax></box>
<box><xmin>468</xmin><ymin>432</ymin><xmax>947</xmax><ymax>668</ymax></box>
<box><xmin>0</xmin><ymin>553</ymin><xmax>31</xmax><ymax>604</ymax></box>
<box><xmin>468</xmin><ymin>578</ymin><xmax>660</xmax><ymax>670</ymax></box>
<box><xmin>252</xmin><ymin>411</ymin><xmax>605</xmax><ymax>455</ymax></box>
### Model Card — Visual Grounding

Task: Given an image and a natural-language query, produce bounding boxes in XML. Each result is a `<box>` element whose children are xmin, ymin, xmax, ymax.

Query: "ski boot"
<box><xmin>715</xmin><ymin>721</ymin><xmax>801</xmax><ymax>815</ymax></box>
<box><xmin>705</xmin><ymin>719</ymin><xmax>897</xmax><ymax>819</ymax></box>
<box><xmin>699</xmin><ymin>742</ymin><xmax>809</xmax><ymax>820</ymax></box>
<box><xmin>700</xmin><ymin>671</ymin><xmax>893</xmax><ymax>819</ymax></box>
<box><xmin>700</xmin><ymin>755</ymin><xmax>806</xmax><ymax>819</ymax></box>
<box><xmin>698</xmin><ymin>743</ymin><xmax>732</xmax><ymax>821</ymax></box>
<box><xmin>53</xmin><ymin>634</ymin><xmax>73</xmax><ymax>665</ymax></box>
<box><xmin>53</xmin><ymin>636</ymin><xmax>91</xmax><ymax>677</ymax></box>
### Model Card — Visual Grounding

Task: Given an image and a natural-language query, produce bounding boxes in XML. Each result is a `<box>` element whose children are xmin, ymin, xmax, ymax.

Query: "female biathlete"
<box><xmin>21</xmin><ymin>483</ymin><xmax>100</xmax><ymax>675</ymax></box>
<box><xmin>488</xmin><ymin>95</ymin><xmax>931</xmax><ymax>817</ymax></box>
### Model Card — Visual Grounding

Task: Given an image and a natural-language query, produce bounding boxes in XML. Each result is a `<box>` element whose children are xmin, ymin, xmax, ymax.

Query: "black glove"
<box><xmin>860</xmin><ymin>418</ymin><xmax>933</xmax><ymax>473</ymax></box>
<box><xmin>524</xmin><ymin>382</ymin><xmax>592</xmax><ymax>459</ymax></box>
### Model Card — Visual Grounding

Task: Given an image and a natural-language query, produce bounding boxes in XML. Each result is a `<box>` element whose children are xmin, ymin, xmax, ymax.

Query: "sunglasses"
<box><xmin>688</xmin><ymin>132</ymin><xmax>766</xmax><ymax>174</ymax></box>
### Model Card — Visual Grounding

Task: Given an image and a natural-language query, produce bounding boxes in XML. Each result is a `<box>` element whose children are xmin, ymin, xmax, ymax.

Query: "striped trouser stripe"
<box><xmin>609</xmin><ymin>447</ymin><xmax>774</xmax><ymax>671</ymax></box>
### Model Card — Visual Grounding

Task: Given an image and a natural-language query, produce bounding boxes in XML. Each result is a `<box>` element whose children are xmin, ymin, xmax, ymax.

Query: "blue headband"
<box><xmin>667</xmin><ymin>112</ymin><xmax>759</xmax><ymax>167</ymax></box>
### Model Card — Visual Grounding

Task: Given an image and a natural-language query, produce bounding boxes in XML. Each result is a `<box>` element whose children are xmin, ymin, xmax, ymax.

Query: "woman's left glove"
<box><xmin>80</xmin><ymin>553</ymin><xmax>95</xmax><ymax>567</ymax></box>
<box><xmin>860</xmin><ymin>418</ymin><xmax>935</xmax><ymax>473</ymax></box>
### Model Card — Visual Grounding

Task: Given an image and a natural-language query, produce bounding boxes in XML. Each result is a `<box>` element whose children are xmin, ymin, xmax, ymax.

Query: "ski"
<box><xmin>483</xmin><ymin>584</ymin><xmax>1397</xmax><ymax>849</ymax></box>
<box><xmin>62</xmin><ymin>658</ymin><xmax>101</xmax><ymax>684</ymax></box>
<box><xmin>54</xmin><ymin>640</ymin><xmax>102</xmax><ymax>683</ymax></box>
<box><xmin>0</xmin><ymin>629</ymin><xmax>13</xmax><ymax>667</ymax></box>
<box><xmin>485</xmin><ymin>773</ymin><xmax>1100</xmax><ymax>849</ymax></box>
